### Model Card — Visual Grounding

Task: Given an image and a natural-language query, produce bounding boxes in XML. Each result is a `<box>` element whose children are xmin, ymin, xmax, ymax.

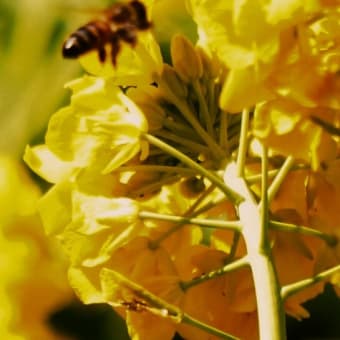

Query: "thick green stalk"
<box><xmin>237</xmin><ymin>183</ymin><xmax>286</xmax><ymax>340</ymax></box>
<box><xmin>245</xmin><ymin>146</ymin><xmax>285</xmax><ymax>340</ymax></box>
<box><xmin>247</xmin><ymin>251</ymin><xmax>286</xmax><ymax>340</ymax></box>
<box><xmin>225</xmin><ymin>158</ymin><xmax>286</xmax><ymax>339</ymax></box>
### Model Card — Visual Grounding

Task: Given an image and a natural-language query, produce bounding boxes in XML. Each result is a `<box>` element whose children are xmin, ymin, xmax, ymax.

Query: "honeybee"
<box><xmin>62</xmin><ymin>0</ymin><xmax>152</xmax><ymax>66</ymax></box>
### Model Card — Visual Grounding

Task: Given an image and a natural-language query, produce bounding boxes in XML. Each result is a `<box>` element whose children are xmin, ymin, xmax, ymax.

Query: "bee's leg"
<box><xmin>129</xmin><ymin>0</ymin><xmax>151</xmax><ymax>30</ymax></box>
<box><xmin>98</xmin><ymin>46</ymin><xmax>106</xmax><ymax>63</ymax></box>
<box><xmin>116</xmin><ymin>26</ymin><xmax>137</xmax><ymax>47</ymax></box>
<box><xmin>310</xmin><ymin>115</ymin><xmax>340</xmax><ymax>136</ymax></box>
<box><xmin>110</xmin><ymin>34</ymin><xmax>121</xmax><ymax>66</ymax></box>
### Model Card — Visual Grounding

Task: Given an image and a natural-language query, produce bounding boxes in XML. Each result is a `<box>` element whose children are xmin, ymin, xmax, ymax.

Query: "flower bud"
<box><xmin>195</xmin><ymin>46</ymin><xmax>220</xmax><ymax>79</ymax></box>
<box><xmin>137</xmin><ymin>100</ymin><xmax>166</xmax><ymax>131</ymax></box>
<box><xmin>161</xmin><ymin>63</ymin><xmax>188</xmax><ymax>98</ymax></box>
<box><xmin>179</xmin><ymin>176</ymin><xmax>206</xmax><ymax>198</ymax></box>
<box><xmin>171</xmin><ymin>34</ymin><xmax>203</xmax><ymax>82</ymax></box>
<box><xmin>127</xmin><ymin>87</ymin><xmax>166</xmax><ymax>131</ymax></box>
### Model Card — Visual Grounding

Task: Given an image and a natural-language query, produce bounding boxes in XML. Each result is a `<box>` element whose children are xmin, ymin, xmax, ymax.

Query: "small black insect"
<box><xmin>310</xmin><ymin>115</ymin><xmax>340</xmax><ymax>136</ymax></box>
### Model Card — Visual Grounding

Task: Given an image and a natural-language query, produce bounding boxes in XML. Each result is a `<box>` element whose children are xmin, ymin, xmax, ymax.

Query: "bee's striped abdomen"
<box><xmin>62</xmin><ymin>0</ymin><xmax>152</xmax><ymax>66</ymax></box>
<box><xmin>62</xmin><ymin>21</ymin><xmax>111</xmax><ymax>61</ymax></box>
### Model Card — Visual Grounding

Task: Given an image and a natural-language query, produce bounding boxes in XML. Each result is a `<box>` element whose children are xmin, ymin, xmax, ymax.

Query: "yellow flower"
<box><xmin>71</xmin><ymin>237</ymin><xmax>183</xmax><ymax>340</ymax></box>
<box><xmin>269</xmin><ymin>165</ymin><xmax>340</xmax><ymax>318</ymax></box>
<box><xmin>253</xmin><ymin>99</ymin><xmax>338</xmax><ymax>168</ymax></box>
<box><xmin>305</xmin><ymin>160</ymin><xmax>340</xmax><ymax>292</ymax></box>
<box><xmin>176</xmin><ymin>245</ymin><xmax>258</xmax><ymax>340</ymax></box>
<box><xmin>20</xmin><ymin>0</ymin><xmax>340</xmax><ymax>338</ymax></box>
<box><xmin>61</xmin><ymin>193</ymin><xmax>142</xmax><ymax>267</ymax></box>
<box><xmin>127</xmin><ymin>85</ymin><xmax>166</xmax><ymax>132</ymax></box>
<box><xmin>25</xmin><ymin>75</ymin><xmax>149</xmax><ymax>181</ymax></box>
<box><xmin>272</xmin><ymin>230</ymin><xmax>324</xmax><ymax>320</ymax></box>
<box><xmin>307</xmin><ymin>159</ymin><xmax>340</xmax><ymax>233</ymax></box>
<box><xmin>140</xmin><ymin>182</ymin><xmax>204</xmax><ymax>252</ymax></box>
<box><xmin>0</xmin><ymin>156</ymin><xmax>40</xmax><ymax>223</ymax></box>
<box><xmin>37</xmin><ymin>178</ymin><xmax>143</xmax><ymax>265</ymax></box>
<box><xmin>220</xmin><ymin>66</ymin><xmax>274</xmax><ymax>114</ymax></box>
<box><xmin>105</xmin><ymin>245</ymin><xmax>181</xmax><ymax>340</ymax></box>
<box><xmin>102</xmin><ymin>236</ymin><xmax>181</xmax><ymax>302</ymax></box>
<box><xmin>24</xmin><ymin>144</ymin><xmax>77</xmax><ymax>184</ymax></box>
<box><xmin>189</xmin><ymin>0</ymin><xmax>340</xmax><ymax>113</ymax></box>
<box><xmin>271</xmin><ymin>170</ymin><xmax>310</xmax><ymax>222</ymax></box>
<box><xmin>0</xmin><ymin>156</ymin><xmax>72</xmax><ymax>339</ymax></box>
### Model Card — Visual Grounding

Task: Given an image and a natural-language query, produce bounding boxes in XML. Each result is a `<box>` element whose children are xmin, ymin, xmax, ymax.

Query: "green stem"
<box><xmin>228</xmin><ymin>134</ymin><xmax>242</xmax><ymax>153</ymax></box>
<box><xmin>223</xmin><ymin>109</ymin><xmax>250</xmax><ymax>268</ymax></box>
<box><xmin>267</xmin><ymin>156</ymin><xmax>295</xmax><ymax>203</ymax></box>
<box><xmin>246</xmin><ymin>162</ymin><xmax>310</xmax><ymax>185</ymax></box>
<box><xmin>192</xmin><ymin>79</ymin><xmax>214</xmax><ymax>136</ymax></box>
<box><xmin>163</xmin><ymin>118</ymin><xmax>200</xmax><ymax>141</ymax></box>
<box><xmin>188</xmin><ymin>197</ymin><xmax>227</xmax><ymax>217</ymax></box>
<box><xmin>260</xmin><ymin>145</ymin><xmax>269</xmax><ymax>249</ymax></box>
<box><xmin>155</xmin><ymin>75</ymin><xmax>225</xmax><ymax>159</ymax></box>
<box><xmin>185</xmin><ymin>184</ymin><xmax>217</xmax><ymax>215</ymax></box>
<box><xmin>241</xmin><ymin>201</ymin><xmax>286</xmax><ymax>340</ymax></box>
<box><xmin>269</xmin><ymin>220</ymin><xmax>338</xmax><ymax>246</ymax></box>
<box><xmin>116</xmin><ymin>165</ymin><xmax>195</xmax><ymax>175</ymax></box>
<box><xmin>227</xmin><ymin>115</ymin><xmax>242</xmax><ymax>140</ymax></box>
<box><xmin>219</xmin><ymin>111</ymin><xmax>229</xmax><ymax>152</ymax></box>
<box><xmin>207</xmin><ymin>81</ymin><xmax>218</xmax><ymax>124</ymax></box>
<box><xmin>225</xmin><ymin>231</ymin><xmax>241</xmax><ymax>262</ymax></box>
<box><xmin>176</xmin><ymin>98</ymin><xmax>225</xmax><ymax>159</ymax></box>
<box><xmin>226</xmin><ymin>160</ymin><xmax>286</xmax><ymax>340</ymax></box>
<box><xmin>103</xmin><ymin>269</ymin><xmax>240</xmax><ymax>340</ymax></box>
<box><xmin>182</xmin><ymin>314</ymin><xmax>240</xmax><ymax>340</ymax></box>
<box><xmin>281</xmin><ymin>264</ymin><xmax>340</xmax><ymax>300</ymax></box>
<box><xmin>246</xmin><ymin>169</ymin><xmax>278</xmax><ymax>184</ymax></box>
<box><xmin>247</xmin><ymin>253</ymin><xmax>286</xmax><ymax>340</ymax></box>
<box><xmin>181</xmin><ymin>257</ymin><xmax>249</xmax><ymax>291</ymax></box>
<box><xmin>236</xmin><ymin>108</ymin><xmax>250</xmax><ymax>177</ymax></box>
<box><xmin>154</xmin><ymin>130</ymin><xmax>210</xmax><ymax>154</ymax></box>
<box><xmin>238</xmin><ymin>145</ymin><xmax>286</xmax><ymax>340</ymax></box>
<box><xmin>242</xmin><ymin>144</ymin><xmax>286</xmax><ymax>339</ymax></box>
<box><xmin>143</xmin><ymin>133</ymin><xmax>244</xmax><ymax>205</ymax></box>
<box><xmin>145</xmin><ymin>185</ymin><xmax>221</xmax><ymax>248</ymax></box>
<box><xmin>139</xmin><ymin>211</ymin><xmax>242</xmax><ymax>231</ymax></box>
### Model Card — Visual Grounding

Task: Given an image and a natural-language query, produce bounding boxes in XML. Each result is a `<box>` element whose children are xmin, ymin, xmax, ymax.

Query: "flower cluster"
<box><xmin>25</xmin><ymin>1</ymin><xmax>340</xmax><ymax>339</ymax></box>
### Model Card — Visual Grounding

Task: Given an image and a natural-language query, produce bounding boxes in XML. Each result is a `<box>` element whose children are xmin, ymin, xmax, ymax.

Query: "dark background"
<box><xmin>50</xmin><ymin>284</ymin><xmax>340</xmax><ymax>340</ymax></box>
